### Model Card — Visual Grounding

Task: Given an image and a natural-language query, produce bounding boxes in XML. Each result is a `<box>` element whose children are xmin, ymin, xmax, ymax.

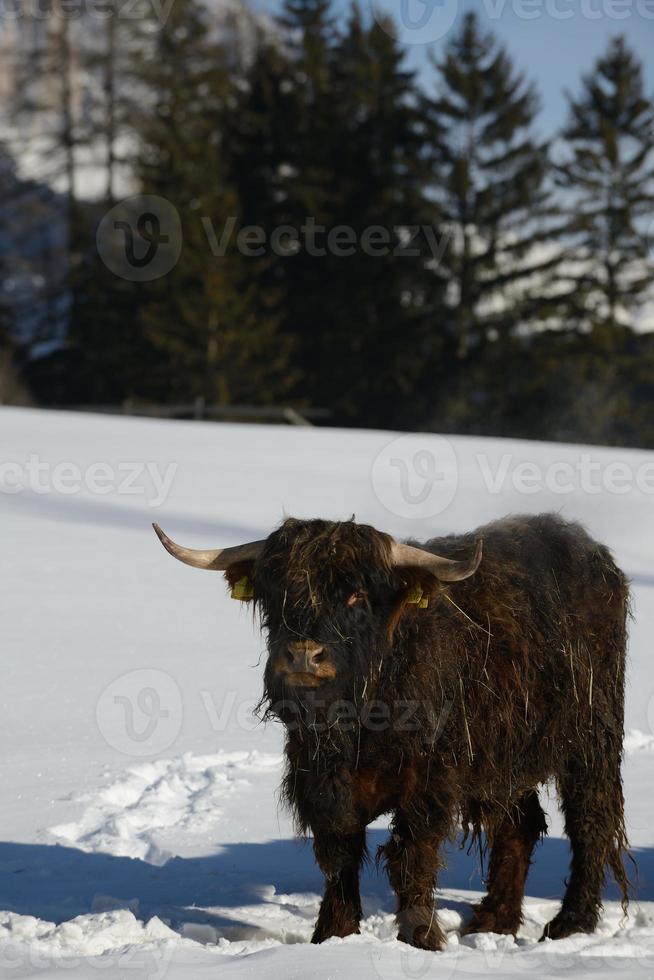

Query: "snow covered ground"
<box><xmin>1</xmin><ymin>406</ymin><xmax>654</xmax><ymax>979</ymax></box>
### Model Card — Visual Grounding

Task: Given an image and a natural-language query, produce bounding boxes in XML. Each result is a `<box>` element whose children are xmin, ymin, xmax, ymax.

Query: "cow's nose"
<box><xmin>286</xmin><ymin>640</ymin><xmax>325</xmax><ymax>670</ymax></box>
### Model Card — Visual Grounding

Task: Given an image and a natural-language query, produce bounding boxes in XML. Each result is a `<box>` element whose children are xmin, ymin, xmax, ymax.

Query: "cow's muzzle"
<box><xmin>275</xmin><ymin>640</ymin><xmax>338</xmax><ymax>687</ymax></box>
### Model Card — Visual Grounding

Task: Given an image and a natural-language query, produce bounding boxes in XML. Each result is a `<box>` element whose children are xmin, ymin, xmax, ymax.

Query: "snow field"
<box><xmin>2</xmin><ymin>407</ymin><xmax>654</xmax><ymax>978</ymax></box>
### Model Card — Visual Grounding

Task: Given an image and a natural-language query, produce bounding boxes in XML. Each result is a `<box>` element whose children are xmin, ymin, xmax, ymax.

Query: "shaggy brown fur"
<box><xmin>222</xmin><ymin>513</ymin><xmax>631</xmax><ymax>950</ymax></box>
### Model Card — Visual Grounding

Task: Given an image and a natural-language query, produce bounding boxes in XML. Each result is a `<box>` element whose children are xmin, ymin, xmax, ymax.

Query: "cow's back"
<box><xmin>416</xmin><ymin>514</ymin><xmax>629</xmax><ymax>796</ymax></box>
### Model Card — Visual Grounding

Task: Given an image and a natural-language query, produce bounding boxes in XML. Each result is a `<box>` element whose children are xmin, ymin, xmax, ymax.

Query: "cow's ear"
<box><xmin>223</xmin><ymin>560</ymin><xmax>256</xmax><ymax>603</ymax></box>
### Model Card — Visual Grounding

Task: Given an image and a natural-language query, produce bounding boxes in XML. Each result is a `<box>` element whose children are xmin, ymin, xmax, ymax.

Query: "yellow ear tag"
<box><xmin>406</xmin><ymin>584</ymin><xmax>424</xmax><ymax>605</ymax></box>
<box><xmin>231</xmin><ymin>576</ymin><xmax>254</xmax><ymax>601</ymax></box>
<box><xmin>419</xmin><ymin>597</ymin><xmax>429</xmax><ymax>609</ymax></box>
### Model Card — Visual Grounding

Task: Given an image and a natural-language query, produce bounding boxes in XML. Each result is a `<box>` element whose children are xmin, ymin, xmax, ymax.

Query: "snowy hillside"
<box><xmin>1</xmin><ymin>406</ymin><xmax>654</xmax><ymax>979</ymax></box>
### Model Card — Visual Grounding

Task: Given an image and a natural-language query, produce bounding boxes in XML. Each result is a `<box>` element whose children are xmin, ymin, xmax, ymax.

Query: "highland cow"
<box><xmin>154</xmin><ymin>513</ymin><xmax>630</xmax><ymax>950</ymax></box>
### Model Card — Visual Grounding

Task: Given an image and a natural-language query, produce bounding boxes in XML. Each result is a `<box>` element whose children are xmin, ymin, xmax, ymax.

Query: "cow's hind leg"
<box><xmin>312</xmin><ymin>830</ymin><xmax>366</xmax><ymax>943</ymax></box>
<box><xmin>542</xmin><ymin>750</ymin><xmax>630</xmax><ymax>941</ymax></box>
<box><xmin>463</xmin><ymin>790</ymin><xmax>547</xmax><ymax>937</ymax></box>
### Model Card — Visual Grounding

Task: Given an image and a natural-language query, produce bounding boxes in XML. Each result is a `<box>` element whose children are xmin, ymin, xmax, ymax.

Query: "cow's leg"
<box><xmin>311</xmin><ymin>830</ymin><xmax>366</xmax><ymax>943</ymax></box>
<box><xmin>382</xmin><ymin>809</ymin><xmax>450</xmax><ymax>951</ymax></box>
<box><xmin>542</xmin><ymin>750</ymin><xmax>629</xmax><ymax>941</ymax></box>
<box><xmin>463</xmin><ymin>790</ymin><xmax>547</xmax><ymax>937</ymax></box>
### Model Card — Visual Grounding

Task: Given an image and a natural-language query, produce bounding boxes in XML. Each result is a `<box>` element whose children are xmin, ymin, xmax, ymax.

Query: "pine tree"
<box><xmin>320</xmin><ymin>6</ymin><xmax>437</xmax><ymax>426</ymax></box>
<box><xmin>280</xmin><ymin>0</ymin><xmax>335</xmax><ymax>98</ymax></box>
<box><xmin>0</xmin><ymin>253</ymin><xmax>15</xmax><ymax>401</ymax></box>
<box><xmin>9</xmin><ymin>2</ymin><xmax>85</xmax><ymax>358</ymax></box>
<box><xmin>232</xmin><ymin>0</ymin><xmax>335</xmax><ymax>231</ymax></box>
<box><xmin>0</xmin><ymin>341</ymin><xmax>31</xmax><ymax>406</ymax></box>
<box><xmin>228</xmin><ymin>1</ymin><xmax>337</xmax><ymax>413</ymax></box>
<box><xmin>128</xmin><ymin>0</ymin><xmax>293</xmax><ymax>407</ymax></box>
<box><xmin>84</xmin><ymin>0</ymin><xmax>141</xmax><ymax>206</ymax></box>
<box><xmin>426</xmin><ymin>12</ymin><xmax>554</xmax><ymax>361</ymax></box>
<box><xmin>225</xmin><ymin>30</ymin><xmax>296</xmax><ymax>363</ymax></box>
<box><xmin>0</xmin><ymin>225</ymin><xmax>29</xmax><ymax>405</ymax></box>
<box><xmin>556</xmin><ymin>36</ymin><xmax>654</xmax><ymax>335</ymax></box>
<box><xmin>232</xmin><ymin>2</ymin><xmax>435</xmax><ymax>426</ymax></box>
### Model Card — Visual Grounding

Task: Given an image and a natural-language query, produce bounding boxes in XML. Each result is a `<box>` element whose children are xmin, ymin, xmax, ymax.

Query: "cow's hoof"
<box><xmin>398</xmin><ymin>924</ymin><xmax>444</xmax><ymax>951</ymax></box>
<box><xmin>462</xmin><ymin>905</ymin><xmax>520</xmax><ymax>937</ymax></box>
<box><xmin>540</xmin><ymin>911</ymin><xmax>598</xmax><ymax>941</ymax></box>
<box><xmin>311</xmin><ymin>922</ymin><xmax>359</xmax><ymax>944</ymax></box>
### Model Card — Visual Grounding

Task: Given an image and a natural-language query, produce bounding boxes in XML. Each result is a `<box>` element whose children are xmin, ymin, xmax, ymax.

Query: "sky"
<box><xmin>262</xmin><ymin>0</ymin><xmax>654</xmax><ymax>137</ymax></box>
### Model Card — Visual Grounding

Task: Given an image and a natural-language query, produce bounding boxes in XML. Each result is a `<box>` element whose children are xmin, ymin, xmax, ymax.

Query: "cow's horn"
<box><xmin>153</xmin><ymin>524</ymin><xmax>266</xmax><ymax>570</ymax></box>
<box><xmin>391</xmin><ymin>537</ymin><xmax>482</xmax><ymax>582</ymax></box>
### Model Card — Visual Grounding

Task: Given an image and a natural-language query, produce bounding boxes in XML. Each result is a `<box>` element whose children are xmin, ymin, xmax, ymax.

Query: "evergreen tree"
<box><xmin>10</xmin><ymin>2</ymin><xmax>86</xmax><ymax>362</ymax></box>
<box><xmin>280</xmin><ymin>0</ymin><xmax>335</xmax><ymax>107</ymax></box>
<box><xmin>271</xmin><ymin>0</ymin><xmax>339</xmax><ymax>400</ymax></box>
<box><xmin>0</xmin><ymin>340</ymin><xmax>31</xmax><ymax>406</ymax></box>
<box><xmin>66</xmin><ymin>0</ymin><xmax>175</xmax><ymax>404</ymax></box>
<box><xmin>0</xmin><ymin>254</ymin><xmax>14</xmax><ymax>394</ymax></box>
<box><xmin>227</xmin><ymin>1</ymin><xmax>337</xmax><ymax>413</ymax></box>
<box><xmin>225</xmin><ymin>30</ymin><xmax>297</xmax><ymax>383</ymax></box>
<box><xmin>84</xmin><ymin>0</ymin><xmax>142</xmax><ymax>206</ymax></box>
<box><xmin>231</xmin><ymin>2</ymin><xmax>435</xmax><ymax>426</ymax></box>
<box><xmin>64</xmin><ymin>205</ymin><xmax>155</xmax><ymax>405</ymax></box>
<box><xmin>321</xmin><ymin>6</ymin><xmax>437</xmax><ymax>426</ymax></box>
<box><xmin>555</xmin><ymin>36</ymin><xmax>654</xmax><ymax>335</ymax></box>
<box><xmin>129</xmin><ymin>0</ymin><xmax>293</xmax><ymax>407</ymax></box>
<box><xmin>426</xmin><ymin>12</ymin><xmax>554</xmax><ymax>361</ymax></box>
<box><xmin>0</xmin><ymin>212</ymin><xmax>29</xmax><ymax>405</ymax></box>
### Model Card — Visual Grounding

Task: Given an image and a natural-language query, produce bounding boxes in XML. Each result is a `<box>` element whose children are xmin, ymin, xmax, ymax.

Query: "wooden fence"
<box><xmin>61</xmin><ymin>399</ymin><xmax>331</xmax><ymax>426</ymax></box>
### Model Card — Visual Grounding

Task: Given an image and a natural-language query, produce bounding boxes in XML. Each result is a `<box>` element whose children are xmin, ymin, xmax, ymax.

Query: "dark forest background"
<box><xmin>1</xmin><ymin>1</ymin><xmax>654</xmax><ymax>445</ymax></box>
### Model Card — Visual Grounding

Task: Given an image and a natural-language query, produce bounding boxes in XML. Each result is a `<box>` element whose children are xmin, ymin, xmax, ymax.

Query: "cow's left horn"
<box><xmin>391</xmin><ymin>537</ymin><xmax>482</xmax><ymax>582</ymax></box>
<box><xmin>152</xmin><ymin>524</ymin><xmax>266</xmax><ymax>570</ymax></box>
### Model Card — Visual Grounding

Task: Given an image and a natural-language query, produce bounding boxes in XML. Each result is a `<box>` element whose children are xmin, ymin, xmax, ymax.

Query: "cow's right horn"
<box><xmin>391</xmin><ymin>537</ymin><xmax>483</xmax><ymax>582</ymax></box>
<box><xmin>153</xmin><ymin>524</ymin><xmax>266</xmax><ymax>570</ymax></box>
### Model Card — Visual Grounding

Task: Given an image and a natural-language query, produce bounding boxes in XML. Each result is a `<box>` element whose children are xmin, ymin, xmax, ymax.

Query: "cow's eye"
<box><xmin>346</xmin><ymin>592</ymin><xmax>366</xmax><ymax>607</ymax></box>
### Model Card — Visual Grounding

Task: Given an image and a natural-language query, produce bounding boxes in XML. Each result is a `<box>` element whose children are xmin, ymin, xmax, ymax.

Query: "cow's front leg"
<box><xmin>311</xmin><ymin>830</ymin><xmax>367</xmax><ymax>943</ymax></box>
<box><xmin>382</xmin><ymin>810</ymin><xmax>449</xmax><ymax>951</ymax></box>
